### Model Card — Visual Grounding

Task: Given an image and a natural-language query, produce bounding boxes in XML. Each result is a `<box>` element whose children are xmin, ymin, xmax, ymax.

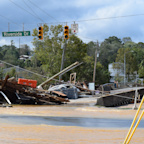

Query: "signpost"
<box><xmin>2</xmin><ymin>31</ymin><xmax>31</xmax><ymax>37</ymax></box>
<box><xmin>71</xmin><ymin>23</ymin><xmax>78</xmax><ymax>34</ymax></box>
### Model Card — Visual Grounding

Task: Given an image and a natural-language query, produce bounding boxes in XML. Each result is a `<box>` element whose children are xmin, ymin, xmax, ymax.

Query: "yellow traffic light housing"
<box><xmin>64</xmin><ymin>26</ymin><xmax>69</xmax><ymax>39</ymax></box>
<box><xmin>38</xmin><ymin>26</ymin><xmax>43</xmax><ymax>40</ymax></box>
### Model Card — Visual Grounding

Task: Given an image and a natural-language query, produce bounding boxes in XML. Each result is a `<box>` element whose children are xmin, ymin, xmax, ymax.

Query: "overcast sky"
<box><xmin>0</xmin><ymin>0</ymin><xmax>144</xmax><ymax>49</ymax></box>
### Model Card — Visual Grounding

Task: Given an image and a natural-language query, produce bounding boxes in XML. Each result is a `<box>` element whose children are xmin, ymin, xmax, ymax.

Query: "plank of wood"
<box><xmin>51</xmin><ymin>91</ymin><xmax>67</xmax><ymax>97</ymax></box>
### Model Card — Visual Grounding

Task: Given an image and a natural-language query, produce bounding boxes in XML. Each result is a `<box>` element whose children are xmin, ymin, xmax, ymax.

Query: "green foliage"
<box><xmin>32</xmin><ymin>24</ymin><xmax>63</xmax><ymax>77</ymax></box>
<box><xmin>99</xmin><ymin>36</ymin><xmax>123</xmax><ymax>69</ymax></box>
<box><xmin>122</xmin><ymin>37</ymin><xmax>132</xmax><ymax>43</ymax></box>
<box><xmin>95</xmin><ymin>62</ymin><xmax>110</xmax><ymax>84</ymax></box>
<box><xmin>19</xmin><ymin>44</ymin><xmax>31</xmax><ymax>55</ymax></box>
<box><xmin>19</xmin><ymin>67</ymin><xmax>46</xmax><ymax>85</ymax></box>
<box><xmin>115</xmin><ymin>41</ymin><xmax>144</xmax><ymax>81</ymax></box>
<box><xmin>138</xmin><ymin>60</ymin><xmax>144</xmax><ymax>78</ymax></box>
<box><xmin>86</xmin><ymin>41</ymin><xmax>99</xmax><ymax>57</ymax></box>
<box><xmin>0</xmin><ymin>68</ymin><xmax>4</xmax><ymax>79</ymax></box>
<box><xmin>5</xmin><ymin>68</ymin><xmax>16</xmax><ymax>78</ymax></box>
<box><xmin>5</xmin><ymin>25</ymin><xmax>144</xmax><ymax>85</ymax></box>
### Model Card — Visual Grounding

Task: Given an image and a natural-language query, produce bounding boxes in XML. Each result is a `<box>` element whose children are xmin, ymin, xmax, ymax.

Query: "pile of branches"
<box><xmin>0</xmin><ymin>75</ymin><xmax>69</xmax><ymax>105</ymax></box>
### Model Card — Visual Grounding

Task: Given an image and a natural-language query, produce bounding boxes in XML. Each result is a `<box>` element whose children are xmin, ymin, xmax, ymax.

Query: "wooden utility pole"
<box><xmin>93</xmin><ymin>41</ymin><xmax>99</xmax><ymax>83</ymax></box>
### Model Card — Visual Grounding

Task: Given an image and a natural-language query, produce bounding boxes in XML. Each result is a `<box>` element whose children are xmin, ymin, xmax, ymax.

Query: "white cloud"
<box><xmin>76</xmin><ymin>0</ymin><xmax>144</xmax><ymax>43</ymax></box>
<box><xmin>75</xmin><ymin>0</ymin><xmax>115</xmax><ymax>7</ymax></box>
<box><xmin>1</xmin><ymin>0</ymin><xmax>144</xmax><ymax>46</ymax></box>
<box><xmin>0</xmin><ymin>39</ymin><xmax>10</xmax><ymax>46</ymax></box>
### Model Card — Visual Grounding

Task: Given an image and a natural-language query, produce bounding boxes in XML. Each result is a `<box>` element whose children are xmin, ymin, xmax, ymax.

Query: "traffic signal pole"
<box><xmin>59</xmin><ymin>40</ymin><xmax>67</xmax><ymax>80</ymax></box>
<box><xmin>59</xmin><ymin>25</ymin><xmax>69</xmax><ymax>80</ymax></box>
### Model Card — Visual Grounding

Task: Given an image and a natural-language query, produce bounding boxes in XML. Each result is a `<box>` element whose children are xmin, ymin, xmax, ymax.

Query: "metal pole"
<box><xmin>133</xmin><ymin>89</ymin><xmax>138</xmax><ymax>110</ymax></box>
<box><xmin>135</xmin><ymin>71</ymin><xmax>137</xmax><ymax>87</ymax></box>
<box><xmin>0</xmin><ymin>91</ymin><xmax>12</xmax><ymax>105</ymax></box>
<box><xmin>8</xmin><ymin>23</ymin><xmax>10</xmax><ymax>32</ymax></box>
<box><xmin>19</xmin><ymin>38</ymin><xmax>20</xmax><ymax>49</ymax></box>
<box><xmin>124</xmin><ymin>53</ymin><xmax>126</xmax><ymax>85</ymax></box>
<box><xmin>23</xmin><ymin>23</ymin><xmax>24</xmax><ymax>31</ymax></box>
<box><xmin>59</xmin><ymin>40</ymin><xmax>66</xmax><ymax>80</ymax></box>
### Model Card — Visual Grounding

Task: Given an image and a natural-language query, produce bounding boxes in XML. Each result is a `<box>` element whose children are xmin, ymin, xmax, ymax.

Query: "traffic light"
<box><xmin>64</xmin><ymin>25</ymin><xmax>69</xmax><ymax>39</ymax></box>
<box><xmin>38</xmin><ymin>26</ymin><xmax>43</xmax><ymax>40</ymax></box>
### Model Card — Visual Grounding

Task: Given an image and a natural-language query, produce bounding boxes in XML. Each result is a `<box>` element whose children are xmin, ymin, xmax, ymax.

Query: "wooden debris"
<box><xmin>0</xmin><ymin>76</ymin><xmax>69</xmax><ymax>105</ymax></box>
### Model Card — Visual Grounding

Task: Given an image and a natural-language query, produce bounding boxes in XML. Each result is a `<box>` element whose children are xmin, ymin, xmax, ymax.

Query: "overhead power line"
<box><xmin>28</xmin><ymin>0</ymin><xmax>59</xmax><ymax>22</ymax></box>
<box><xmin>0</xmin><ymin>14</ymin><xmax>21</xmax><ymax>27</ymax></box>
<box><xmin>76</xmin><ymin>13</ymin><xmax>144</xmax><ymax>22</ymax></box>
<box><xmin>9</xmin><ymin>0</ymin><xmax>44</xmax><ymax>22</ymax></box>
<box><xmin>43</xmin><ymin>13</ymin><xmax>144</xmax><ymax>25</ymax></box>
<box><xmin>22</xmin><ymin>0</ymin><xmax>44</xmax><ymax>22</ymax></box>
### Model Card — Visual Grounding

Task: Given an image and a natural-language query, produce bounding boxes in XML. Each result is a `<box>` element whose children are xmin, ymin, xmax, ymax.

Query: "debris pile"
<box><xmin>0</xmin><ymin>75</ymin><xmax>69</xmax><ymax>105</ymax></box>
<box><xmin>0</xmin><ymin>62</ymin><xmax>97</xmax><ymax>106</ymax></box>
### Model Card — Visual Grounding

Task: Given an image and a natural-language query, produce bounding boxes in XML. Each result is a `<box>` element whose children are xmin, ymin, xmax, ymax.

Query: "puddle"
<box><xmin>0</xmin><ymin>115</ymin><xmax>143</xmax><ymax>128</ymax></box>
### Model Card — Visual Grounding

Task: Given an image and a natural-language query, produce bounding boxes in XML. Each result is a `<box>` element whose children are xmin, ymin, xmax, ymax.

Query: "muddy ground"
<box><xmin>0</xmin><ymin>97</ymin><xmax>144</xmax><ymax>144</ymax></box>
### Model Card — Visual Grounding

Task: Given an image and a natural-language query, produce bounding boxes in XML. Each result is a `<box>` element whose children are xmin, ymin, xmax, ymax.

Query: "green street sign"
<box><xmin>2</xmin><ymin>31</ymin><xmax>31</xmax><ymax>37</ymax></box>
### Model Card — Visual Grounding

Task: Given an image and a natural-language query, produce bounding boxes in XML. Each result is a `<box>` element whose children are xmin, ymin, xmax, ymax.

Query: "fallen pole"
<box><xmin>0</xmin><ymin>91</ymin><xmax>12</xmax><ymax>105</ymax></box>
<box><xmin>38</xmin><ymin>61</ymin><xmax>79</xmax><ymax>88</ymax></box>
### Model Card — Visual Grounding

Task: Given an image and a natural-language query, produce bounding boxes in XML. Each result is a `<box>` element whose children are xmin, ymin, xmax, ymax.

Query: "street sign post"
<box><xmin>71</xmin><ymin>23</ymin><xmax>78</xmax><ymax>34</ymax></box>
<box><xmin>2</xmin><ymin>31</ymin><xmax>31</xmax><ymax>37</ymax></box>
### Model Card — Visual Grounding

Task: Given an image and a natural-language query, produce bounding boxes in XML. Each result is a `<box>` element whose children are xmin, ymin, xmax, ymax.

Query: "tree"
<box><xmin>99</xmin><ymin>36</ymin><xmax>122</xmax><ymax>69</ymax></box>
<box><xmin>0</xmin><ymin>68</ymin><xmax>4</xmax><ymax>79</ymax></box>
<box><xmin>32</xmin><ymin>24</ymin><xmax>88</xmax><ymax>81</ymax></box>
<box><xmin>115</xmin><ymin>40</ymin><xmax>144</xmax><ymax>82</ymax></box>
<box><xmin>86</xmin><ymin>41</ymin><xmax>99</xmax><ymax>57</ymax></box>
<box><xmin>122</xmin><ymin>37</ymin><xmax>132</xmax><ymax>43</ymax></box>
<box><xmin>5</xmin><ymin>68</ymin><xmax>16</xmax><ymax>78</ymax></box>
<box><xmin>32</xmin><ymin>24</ymin><xmax>63</xmax><ymax>77</ymax></box>
<box><xmin>19</xmin><ymin>44</ymin><xmax>31</xmax><ymax>55</ymax></box>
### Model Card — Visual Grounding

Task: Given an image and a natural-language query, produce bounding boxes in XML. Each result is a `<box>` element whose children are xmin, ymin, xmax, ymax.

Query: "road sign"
<box><xmin>2</xmin><ymin>31</ymin><xmax>31</xmax><ymax>37</ymax></box>
<box><xmin>71</xmin><ymin>23</ymin><xmax>78</xmax><ymax>34</ymax></box>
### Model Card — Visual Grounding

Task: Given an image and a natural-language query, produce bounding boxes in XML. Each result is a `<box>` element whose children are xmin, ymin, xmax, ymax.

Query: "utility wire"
<box><xmin>0</xmin><ymin>14</ymin><xmax>32</xmax><ymax>32</ymax></box>
<box><xmin>75</xmin><ymin>13</ymin><xmax>144</xmax><ymax>23</ymax></box>
<box><xmin>0</xmin><ymin>60</ymin><xmax>48</xmax><ymax>78</ymax></box>
<box><xmin>0</xmin><ymin>14</ymin><xmax>21</xmax><ymax>27</ymax></box>
<box><xmin>43</xmin><ymin>13</ymin><xmax>144</xmax><ymax>24</ymax></box>
<box><xmin>22</xmin><ymin>0</ymin><xmax>44</xmax><ymax>22</ymax></box>
<box><xmin>3</xmin><ymin>12</ymin><xmax>144</xmax><ymax>26</ymax></box>
<box><xmin>9</xmin><ymin>0</ymin><xmax>44</xmax><ymax>22</ymax></box>
<box><xmin>28</xmin><ymin>0</ymin><xmax>59</xmax><ymax>22</ymax></box>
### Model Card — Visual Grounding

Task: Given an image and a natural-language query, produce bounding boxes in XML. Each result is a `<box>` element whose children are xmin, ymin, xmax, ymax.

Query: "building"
<box><xmin>108</xmin><ymin>62</ymin><xmax>124</xmax><ymax>83</ymax></box>
<box><xmin>19</xmin><ymin>55</ymin><xmax>31</xmax><ymax>61</ymax></box>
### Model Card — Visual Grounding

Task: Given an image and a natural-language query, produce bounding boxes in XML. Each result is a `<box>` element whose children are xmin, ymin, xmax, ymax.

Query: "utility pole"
<box><xmin>93</xmin><ymin>41</ymin><xmax>99</xmax><ymax>83</ymax></box>
<box><xmin>8</xmin><ymin>23</ymin><xmax>10</xmax><ymax>32</ymax></box>
<box><xmin>124</xmin><ymin>52</ymin><xmax>126</xmax><ymax>85</ymax></box>
<box><xmin>23</xmin><ymin>23</ymin><xmax>24</xmax><ymax>31</ymax></box>
<box><xmin>59</xmin><ymin>40</ymin><xmax>67</xmax><ymax>80</ymax></box>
